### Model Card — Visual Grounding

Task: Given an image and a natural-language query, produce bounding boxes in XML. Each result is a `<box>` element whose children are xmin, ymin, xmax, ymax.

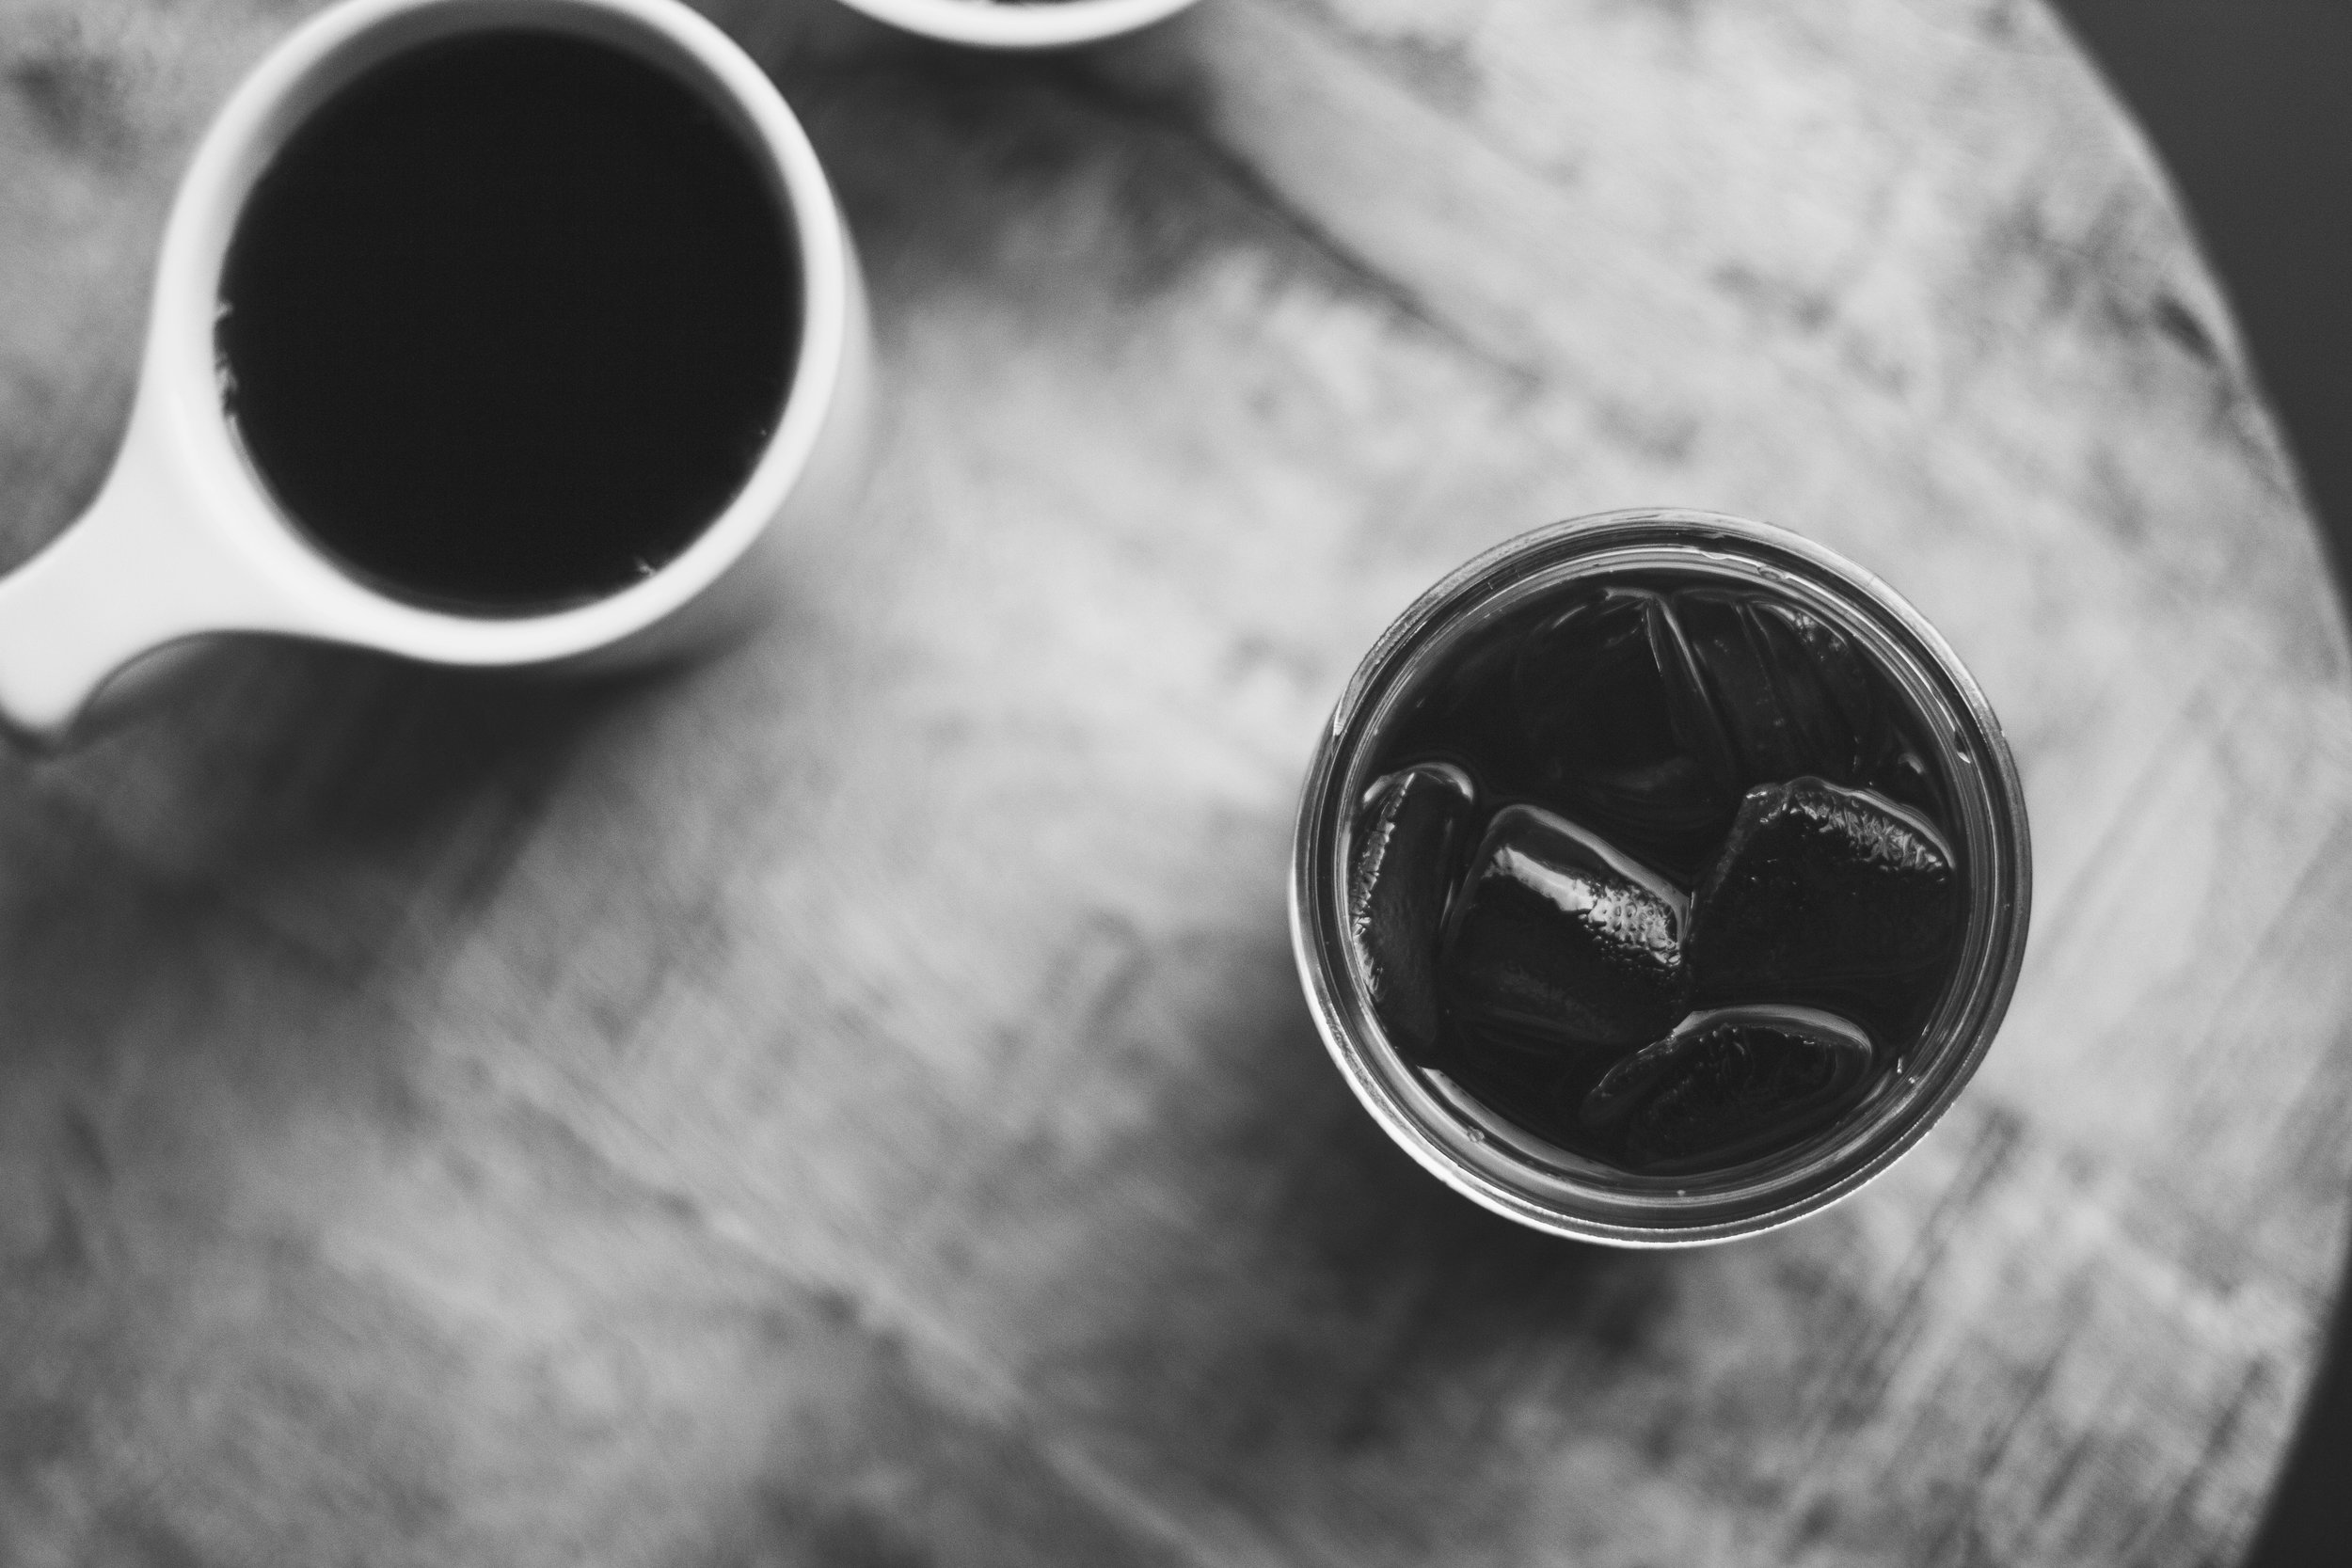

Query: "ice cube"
<box><xmin>1686</xmin><ymin>777</ymin><xmax>1962</xmax><ymax>997</ymax></box>
<box><xmin>1579</xmin><ymin>1005</ymin><xmax>1875</xmax><ymax>1170</ymax></box>
<box><xmin>1439</xmin><ymin>803</ymin><xmax>1691</xmax><ymax>1052</ymax></box>
<box><xmin>1350</xmin><ymin>763</ymin><xmax>1478</xmax><ymax>1059</ymax></box>
<box><xmin>1674</xmin><ymin>589</ymin><xmax>1882</xmax><ymax>785</ymax></box>
<box><xmin>1868</xmin><ymin>738</ymin><xmax>1949</xmax><ymax>826</ymax></box>
<box><xmin>1513</xmin><ymin>587</ymin><xmax>1735</xmax><ymax>874</ymax></box>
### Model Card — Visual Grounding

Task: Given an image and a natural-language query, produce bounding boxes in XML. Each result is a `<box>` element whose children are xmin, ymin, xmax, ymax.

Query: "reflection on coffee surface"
<box><xmin>1350</xmin><ymin>571</ymin><xmax>1964</xmax><ymax>1175</ymax></box>
<box><xmin>216</xmin><ymin>30</ymin><xmax>798</xmax><ymax>613</ymax></box>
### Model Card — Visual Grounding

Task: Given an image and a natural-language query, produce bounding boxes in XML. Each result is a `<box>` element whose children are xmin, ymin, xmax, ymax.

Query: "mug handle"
<box><xmin>0</xmin><ymin>427</ymin><xmax>283</xmax><ymax>749</ymax></box>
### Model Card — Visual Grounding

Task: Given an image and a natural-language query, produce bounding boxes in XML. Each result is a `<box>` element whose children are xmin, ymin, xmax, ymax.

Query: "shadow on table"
<box><xmin>0</xmin><ymin>639</ymin><xmax>657</xmax><ymax>1022</ymax></box>
<box><xmin>2048</xmin><ymin>3</ymin><xmax>2352</xmax><ymax>1564</ymax></box>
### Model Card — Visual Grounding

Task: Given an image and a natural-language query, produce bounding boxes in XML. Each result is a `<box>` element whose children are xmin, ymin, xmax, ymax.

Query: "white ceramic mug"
<box><xmin>0</xmin><ymin>0</ymin><xmax>870</xmax><ymax>749</ymax></box>
<box><xmin>834</xmin><ymin>0</ymin><xmax>1203</xmax><ymax>51</ymax></box>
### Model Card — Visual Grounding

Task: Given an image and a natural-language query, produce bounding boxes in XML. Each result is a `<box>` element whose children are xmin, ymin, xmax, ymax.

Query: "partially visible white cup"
<box><xmin>0</xmin><ymin>0</ymin><xmax>870</xmax><ymax>749</ymax></box>
<box><xmin>834</xmin><ymin>0</ymin><xmax>1203</xmax><ymax>51</ymax></box>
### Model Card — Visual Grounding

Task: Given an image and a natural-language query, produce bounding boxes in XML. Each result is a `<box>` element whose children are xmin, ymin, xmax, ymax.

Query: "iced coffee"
<box><xmin>1292</xmin><ymin>512</ymin><xmax>2028</xmax><ymax>1242</ymax></box>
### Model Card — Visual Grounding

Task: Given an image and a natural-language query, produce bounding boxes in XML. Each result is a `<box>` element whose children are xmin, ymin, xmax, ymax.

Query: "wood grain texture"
<box><xmin>4</xmin><ymin>0</ymin><xmax>2350</xmax><ymax>1563</ymax></box>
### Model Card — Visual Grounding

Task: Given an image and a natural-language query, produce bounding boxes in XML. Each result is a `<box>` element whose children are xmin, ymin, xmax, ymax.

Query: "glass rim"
<box><xmin>1289</xmin><ymin>509</ymin><xmax>2032</xmax><ymax>1247</ymax></box>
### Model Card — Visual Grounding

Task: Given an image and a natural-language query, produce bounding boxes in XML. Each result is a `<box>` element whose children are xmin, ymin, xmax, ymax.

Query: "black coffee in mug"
<box><xmin>216</xmin><ymin>29</ymin><xmax>799</xmax><ymax>613</ymax></box>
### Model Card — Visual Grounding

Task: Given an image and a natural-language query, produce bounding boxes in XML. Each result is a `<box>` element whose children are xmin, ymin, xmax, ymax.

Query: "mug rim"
<box><xmin>1290</xmin><ymin>509</ymin><xmax>2033</xmax><ymax>1247</ymax></box>
<box><xmin>141</xmin><ymin>0</ymin><xmax>850</xmax><ymax>665</ymax></box>
<box><xmin>831</xmin><ymin>0</ymin><xmax>1204</xmax><ymax>51</ymax></box>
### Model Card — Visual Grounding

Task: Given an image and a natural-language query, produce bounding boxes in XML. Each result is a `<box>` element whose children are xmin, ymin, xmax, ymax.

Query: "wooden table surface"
<box><xmin>6</xmin><ymin>0</ymin><xmax>2351</xmax><ymax>1563</ymax></box>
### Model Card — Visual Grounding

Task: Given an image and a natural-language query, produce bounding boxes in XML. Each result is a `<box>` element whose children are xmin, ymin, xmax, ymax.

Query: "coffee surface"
<box><xmin>217</xmin><ymin>30</ymin><xmax>798</xmax><ymax>612</ymax></box>
<box><xmin>1351</xmin><ymin>569</ymin><xmax>1967</xmax><ymax>1175</ymax></box>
